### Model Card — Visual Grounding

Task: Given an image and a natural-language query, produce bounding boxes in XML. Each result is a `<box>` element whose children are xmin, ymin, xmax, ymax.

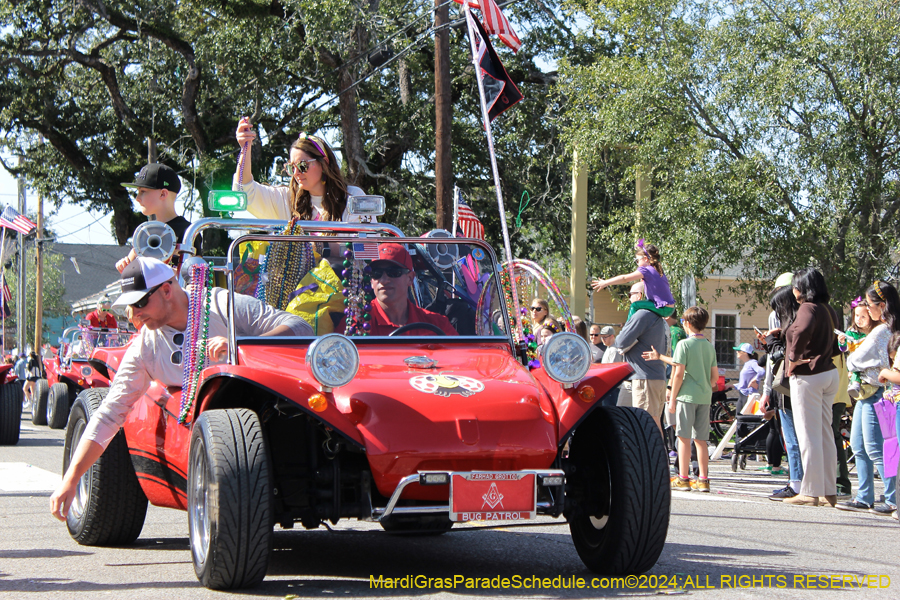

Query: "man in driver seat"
<box><xmin>343</xmin><ymin>243</ymin><xmax>457</xmax><ymax>336</ymax></box>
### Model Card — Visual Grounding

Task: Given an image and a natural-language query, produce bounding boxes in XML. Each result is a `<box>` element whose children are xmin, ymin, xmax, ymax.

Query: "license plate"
<box><xmin>449</xmin><ymin>472</ymin><xmax>536</xmax><ymax>522</ymax></box>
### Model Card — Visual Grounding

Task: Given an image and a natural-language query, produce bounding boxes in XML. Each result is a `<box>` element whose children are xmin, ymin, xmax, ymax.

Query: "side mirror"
<box><xmin>347</xmin><ymin>195</ymin><xmax>385</xmax><ymax>217</ymax></box>
<box><xmin>208</xmin><ymin>190</ymin><xmax>248</xmax><ymax>213</ymax></box>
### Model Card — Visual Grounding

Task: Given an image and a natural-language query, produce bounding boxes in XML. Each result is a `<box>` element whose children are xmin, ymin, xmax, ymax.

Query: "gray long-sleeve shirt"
<box><xmin>613</xmin><ymin>310</ymin><xmax>668</xmax><ymax>380</ymax></box>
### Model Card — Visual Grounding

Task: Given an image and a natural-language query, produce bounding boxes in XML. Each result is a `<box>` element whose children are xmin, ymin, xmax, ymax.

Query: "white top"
<box><xmin>232</xmin><ymin>177</ymin><xmax>372</xmax><ymax>223</ymax></box>
<box><xmin>83</xmin><ymin>288</ymin><xmax>312</xmax><ymax>449</ymax></box>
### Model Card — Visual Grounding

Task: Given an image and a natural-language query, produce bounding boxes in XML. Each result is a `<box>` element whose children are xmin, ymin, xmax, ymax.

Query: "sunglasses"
<box><xmin>589</xmin><ymin>333</ymin><xmax>600</xmax><ymax>337</ymax></box>
<box><xmin>171</xmin><ymin>332</ymin><xmax>184</xmax><ymax>365</ymax></box>
<box><xmin>369</xmin><ymin>267</ymin><xmax>410</xmax><ymax>280</ymax></box>
<box><xmin>530</xmin><ymin>306</ymin><xmax>544</xmax><ymax>312</ymax></box>
<box><xmin>130</xmin><ymin>283</ymin><xmax>164</xmax><ymax>309</ymax></box>
<box><xmin>283</xmin><ymin>158</ymin><xmax>318</xmax><ymax>176</ymax></box>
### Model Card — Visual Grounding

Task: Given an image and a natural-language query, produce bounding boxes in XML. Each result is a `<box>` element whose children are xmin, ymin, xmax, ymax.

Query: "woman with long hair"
<box><xmin>839</xmin><ymin>280</ymin><xmax>899</xmax><ymax>515</ymax></box>
<box><xmin>233</xmin><ymin>118</ymin><xmax>369</xmax><ymax>223</ymax></box>
<box><xmin>529</xmin><ymin>298</ymin><xmax>561</xmax><ymax>345</ymax></box>
<box><xmin>781</xmin><ymin>268</ymin><xmax>841</xmax><ymax>507</ymax></box>
<box><xmin>760</xmin><ymin>282</ymin><xmax>801</xmax><ymax>497</ymax></box>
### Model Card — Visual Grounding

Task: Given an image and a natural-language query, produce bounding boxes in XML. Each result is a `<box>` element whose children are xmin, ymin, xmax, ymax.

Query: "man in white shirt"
<box><xmin>50</xmin><ymin>257</ymin><xmax>311</xmax><ymax>521</ymax></box>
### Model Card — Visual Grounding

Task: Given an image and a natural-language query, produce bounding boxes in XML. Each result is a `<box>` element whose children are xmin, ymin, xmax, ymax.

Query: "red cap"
<box><xmin>375</xmin><ymin>243</ymin><xmax>413</xmax><ymax>271</ymax></box>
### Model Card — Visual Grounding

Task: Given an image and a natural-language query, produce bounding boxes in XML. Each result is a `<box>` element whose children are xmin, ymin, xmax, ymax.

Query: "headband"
<box><xmin>851</xmin><ymin>296</ymin><xmax>864</xmax><ymax>309</ymax></box>
<box><xmin>874</xmin><ymin>281</ymin><xmax>886</xmax><ymax>301</ymax></box>
<box><xmin>298</xmin><ymin>132</ymin><xmax>329</xmax><ymax>163</ymax></box>
<box><xmin>636</xmin><ymin>238</ymin><xmax>650</xmax><ymax>258</ymax></box>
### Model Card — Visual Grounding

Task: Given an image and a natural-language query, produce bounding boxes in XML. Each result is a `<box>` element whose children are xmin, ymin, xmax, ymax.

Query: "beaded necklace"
<box><xmin>499</xmin><ymin>268</ymin><xmax>538</xmax><ymax>366</ymax></box>
<box><xmin>342</xmin><ymin>242</ymin><xmax>374</xmax><ymax>335</ymax></box>
<box><xmin>178</xmin><ymin>263</ymin><xmax>213</xmax><ymax>424</ymax></box>
<box><xmin>257</xmin><ymin>217</ymin><xmax>315</xmax><ymax>310</ymax></box>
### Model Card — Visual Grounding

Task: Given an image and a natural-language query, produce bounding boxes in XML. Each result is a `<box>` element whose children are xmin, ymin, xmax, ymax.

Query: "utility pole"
<box><xmin>16</xmin><ymin>156</ymin><xmax>26</xmax><ymax>353</ymax></box>
<box><xmin>434</xmin><ymin>0</ymin><xmax>453</xmax><ymax>230</ymax></box>
<box><xmin>34</xmin><ymin>187</ymin><xmax>43</xmax><ymax>352</ymax></box>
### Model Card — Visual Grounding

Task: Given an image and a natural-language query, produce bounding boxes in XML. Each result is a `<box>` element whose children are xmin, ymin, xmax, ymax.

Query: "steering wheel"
<box><xmin>389</xmin><ymin>322</ymin><xmax>446</xmax><ymax>336</ymax></box>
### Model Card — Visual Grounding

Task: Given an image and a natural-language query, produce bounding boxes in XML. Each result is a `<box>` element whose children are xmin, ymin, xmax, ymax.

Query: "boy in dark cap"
<box><xmin>116</xmin><ymin>163</ymin><xmax>198</xmax><ymax>272</ymax></box>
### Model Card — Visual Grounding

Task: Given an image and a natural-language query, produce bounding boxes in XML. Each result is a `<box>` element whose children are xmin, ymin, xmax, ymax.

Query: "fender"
<box><xmin>198</xmin><ymin>365</ymin><xmax>366</xmax><ymax>449</ymax></box>
<box><xmin>531</xmin><ymin>362</ymin><xmax>633</xmax><ymax>445</ymax></box>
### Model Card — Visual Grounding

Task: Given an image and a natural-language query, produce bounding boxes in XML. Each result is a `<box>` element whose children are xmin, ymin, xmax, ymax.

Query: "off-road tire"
<box><xmin>31</xmin><ymin>379</ymin><xmax>50</xmax><ymax>425</ymax></box>
<box><xmin>380</xmin><ymin>515</ymin><xmax>454</xmax><ymax>535</ymax></box>
<box><xmin>567</xmin><ymin>406</ymin><xmax>669</xmax><ymax>575</ymax></box>
<box><xmin>0</xmin><ymin>383</ymin><xmax>24</xmax><ymax>445</ymax></box>
<box><xmin>64</xmin><ymin>388</ymin><xmax>147</xmax><ymax>545</ymax></box>
<box><xmin>188</xmin><ymin>409</ymin><xmax>272</xmax><ymax>590</ymax></box>
<box><xmin>47</xmin><ymin>383</ymin><xmax>71</xmax><ymax>429</ymax></box>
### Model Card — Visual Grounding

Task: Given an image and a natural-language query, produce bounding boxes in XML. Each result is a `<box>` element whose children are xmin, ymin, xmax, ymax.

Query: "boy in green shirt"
<box><xmin>643</xmin><ymin>306</ymin><xmax>718</xmax><ymax>492</ymax></box>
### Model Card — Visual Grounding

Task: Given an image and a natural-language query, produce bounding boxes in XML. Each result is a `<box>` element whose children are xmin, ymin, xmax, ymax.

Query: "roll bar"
<box><xmin>179</xmin><ymin>218</ymin><xmax>406</xmax><ymax>257</ymax></box>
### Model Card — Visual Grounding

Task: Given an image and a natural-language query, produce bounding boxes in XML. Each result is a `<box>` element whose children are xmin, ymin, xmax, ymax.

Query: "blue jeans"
<box><xmin>780</xmin><ymin>408</ymin><xmax>803</xmax><ymax>482</ymax></box>
<box><xmin>851</xmin><ymin>389</ymin><xmax>896</xmax><ymax>507</ymax></box>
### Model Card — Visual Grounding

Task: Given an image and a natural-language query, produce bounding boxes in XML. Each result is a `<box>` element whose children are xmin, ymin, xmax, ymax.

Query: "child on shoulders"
<box><xmin>591</xmin><ymin>240</ymin><xmax>675</xmax><ymax>321</ymax></box>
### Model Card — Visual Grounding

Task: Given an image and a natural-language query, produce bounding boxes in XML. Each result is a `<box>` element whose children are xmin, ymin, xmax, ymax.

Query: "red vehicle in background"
<box><xmin>38</xmin><ymin>326</ymin><xmax>133</xmax><ymax>429</ymax></box>
<box><xmin>0</xmin><ymin>363</ymin><xmax>24</xmax><ymax>445</ymax></box>
<box><xmin>61</xmin><ymin>215</ymin><xmax>670</xmax><ymax>590</ymax></box>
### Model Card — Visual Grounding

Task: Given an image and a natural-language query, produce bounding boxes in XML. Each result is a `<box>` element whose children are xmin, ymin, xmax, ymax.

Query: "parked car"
<box><xmin>62</xmin><ymin>215</ymin><xmax>669</xmax><ymax>590</ymax></box>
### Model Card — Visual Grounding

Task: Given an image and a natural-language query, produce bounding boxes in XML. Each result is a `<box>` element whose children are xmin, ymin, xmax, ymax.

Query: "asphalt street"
<box><xmin>1</xmin><ymin>411</ymin><xmax>898</xmax><ymax>600</ymax></box>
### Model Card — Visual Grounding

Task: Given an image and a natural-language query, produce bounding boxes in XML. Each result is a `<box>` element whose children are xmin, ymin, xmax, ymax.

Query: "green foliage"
<box><xmin>0</xmin><ymin>0</ymin><xmax>579</xmax><ymax>273</ymax></box>
<box><xmin>3</xmin><ymin>236</ymin><xmax>69</xmax><ymax>341</ymax></box>
<box><xmin>559</xmin><ymin>0</ymin><xmax>900</xmax><ymax>307</ymax></box>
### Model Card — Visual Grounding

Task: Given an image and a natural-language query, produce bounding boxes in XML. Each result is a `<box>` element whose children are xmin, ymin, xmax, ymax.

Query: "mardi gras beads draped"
<box><xmin>179</xmin><ymin>263</ymin><xmax>213</xmax><ymax>424</ymax></box>
<box><xmin>499</xmin><ymin>267</ymin><xmax>538</xmax><ymax>367</ymax></box>
<box><xmin>342</xmin><ymin>242</ymin><xmax>374</xmax><ymax>335</ymax></box>
<box><xmin>257</xmin><ymin>218</ymin><xmax>315</xmax><ymax>310</ymax></box>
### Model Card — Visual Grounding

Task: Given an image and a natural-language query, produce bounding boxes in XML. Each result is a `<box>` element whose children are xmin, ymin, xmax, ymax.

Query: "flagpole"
<box><xmin>0</xmin><ymin>226</ymin><xmax>6</xmax><ymax>355</ymax></box>
<box><xmin>464</xmin><ymin>5</ymin><xmax>524</xmax><ymax>340</ymax></box>
<box><xmin>451</xmin><ymin>185</ymin><xmax>459</xmax><ymax>236</ymax></box>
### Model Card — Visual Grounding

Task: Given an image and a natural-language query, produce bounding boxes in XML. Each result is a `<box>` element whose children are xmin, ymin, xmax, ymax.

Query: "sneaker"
<box><xmin>769</xmin><ymin>485</ymin><xmax>797</xmax><ymax>501</ymax></box>
<box><xmin>690</xmin><ymin>478</ymin><xmax>710</xmax><ymax>493</ymax></box>
<box><xmin>769</xmin><ymin>467</ymin><xmax>786</xmax><ymax>476</ymax></box>
<box><xmin>870</xmin><ymin>503</ymin><xmax>897</xmax><ymax>516</ymax></box>
<box><xmin>835</xmin><ymin>500</ymin><xmax>874</xmax><ymax>512</ymax></box>
<box><xmin>670</xmin><ymin>476</ymin><xmax>691</xmax><ymax>491</ymax></box>
<box><xmin>668</xmin><ymin>451</ymin><xmax>678</xmax><ymax>458</ymax></box>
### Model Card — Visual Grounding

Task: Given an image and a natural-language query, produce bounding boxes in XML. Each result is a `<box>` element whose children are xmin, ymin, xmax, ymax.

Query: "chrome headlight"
<box><xmin>305</xmin><ymin>334</ymin><xmax>359</xmax><ymax>389</ymax></box>
<box><xmin>540</xmin><ymin>331</ymin><xmax>591</xmax><ymax>385</ymax></box>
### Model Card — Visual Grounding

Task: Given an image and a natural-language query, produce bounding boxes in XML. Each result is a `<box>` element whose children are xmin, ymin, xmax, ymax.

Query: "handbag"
<box><xmin>772</xmin><ymin>359</ymin><xmax>791</xmax><ymax>397</ymax></box>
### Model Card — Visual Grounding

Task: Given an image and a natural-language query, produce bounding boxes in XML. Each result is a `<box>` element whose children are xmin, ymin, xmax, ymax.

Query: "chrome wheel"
<box><xmin>189</xmin><ymin>437</ymin><xmax>210</xmax><ymax>567</ymax></box>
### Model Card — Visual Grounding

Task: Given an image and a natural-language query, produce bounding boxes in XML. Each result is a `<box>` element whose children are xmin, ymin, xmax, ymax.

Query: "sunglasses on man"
<box><xmin>130</xmin><ymin>283</ymin><xmax>164</xmax><ymax>309</ymax></box>
<box><xmin>369</xmin><ymin>267</ymin><xmax>410</xmax><ymax>280</ymax></box>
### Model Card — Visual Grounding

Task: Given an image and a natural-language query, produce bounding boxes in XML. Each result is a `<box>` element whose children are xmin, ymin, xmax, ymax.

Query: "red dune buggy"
<box><xmin>38</xmin><ymin>326</ymin><xmax>132</xmax><ymax>429</ymax></box>
<box><xmin>0</xmin><ymin>363</ymin><xmax>24</xmax><ymax>445</ymax></box>
<box><xmin>62</xmin><ymin>217</ymin><xmax>669</xmax><ymax>590</ymax></box>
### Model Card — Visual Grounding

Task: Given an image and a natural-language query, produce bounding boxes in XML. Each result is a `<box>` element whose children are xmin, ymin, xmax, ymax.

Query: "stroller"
<box><xmin>730</xmin><ymin>394</ymin><xmax>783</xmax><ymax>472</ymax></box>
<box><xmin>731</xmin><ymin>414</ymin><xmax>770</xmax><ymax>471</ymax></box>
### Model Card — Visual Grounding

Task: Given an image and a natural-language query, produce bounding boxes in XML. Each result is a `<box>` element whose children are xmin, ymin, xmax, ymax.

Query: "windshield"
<box><xmin>229</xmin><ymin>234</ymin><xmax>510</xmax><ymax>339</ymax></box>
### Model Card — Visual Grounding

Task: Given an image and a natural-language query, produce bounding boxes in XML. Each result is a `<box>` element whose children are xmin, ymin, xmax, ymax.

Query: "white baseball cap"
<box><xmin>113</xmin><ymin>257</ymin><xmax>176</xmax><ymax>307</ymax></box>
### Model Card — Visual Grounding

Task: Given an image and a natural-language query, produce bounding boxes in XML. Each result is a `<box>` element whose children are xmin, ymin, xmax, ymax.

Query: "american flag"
<box><xmin>352</xmin><ymin>242</ymin><xmax>380</xmax><ymax>260</ymax></box>
<box><xmin>0</xmin><ymin>206</ymin><xmax>37</xmax><ymax>236</ymax></box>
<box><xmin>455</xmin><ymin>192</ymin><xmax>486</xmax><ymax>240</ymax></box>
<box><xmin>453</xmin><ymin>0</ymin><xmax>521</xmax><ymax>53</ymax></box>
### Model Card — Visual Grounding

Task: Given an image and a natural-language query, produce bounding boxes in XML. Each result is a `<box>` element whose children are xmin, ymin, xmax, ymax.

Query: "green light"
<box><xmin>207</xmin><ymin>190</ymin><xmax>248</xmax><ymax>212</ymax></box>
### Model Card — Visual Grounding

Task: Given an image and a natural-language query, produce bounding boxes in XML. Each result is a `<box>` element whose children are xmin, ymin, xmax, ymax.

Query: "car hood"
<box><xmin>237</xmin><ymin>340</ymin><xmax>559</xmax><ymax>498</ymax></box>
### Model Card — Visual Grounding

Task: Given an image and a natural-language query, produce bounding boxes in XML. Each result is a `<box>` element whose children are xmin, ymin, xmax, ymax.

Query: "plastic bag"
<box><xmin>284</xmin><ymin>259</ymin><xmax>344</xmax><ymax>335</ymax></box>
